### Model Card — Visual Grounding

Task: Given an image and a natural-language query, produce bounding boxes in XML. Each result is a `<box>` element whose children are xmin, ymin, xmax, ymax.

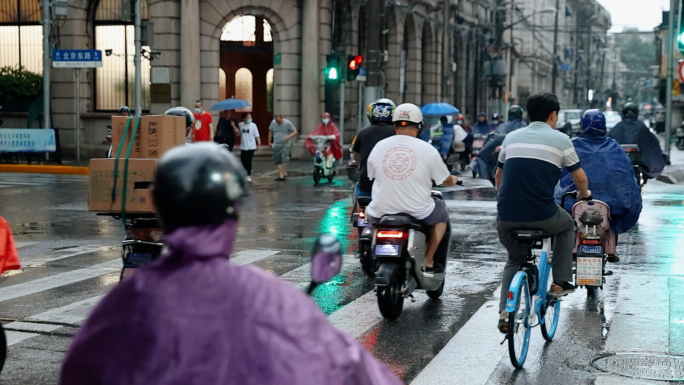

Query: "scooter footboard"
<box><xmin>505</xmin><ymin>271</ymin><xmax>528</xmax><ymax>314</ymax></box>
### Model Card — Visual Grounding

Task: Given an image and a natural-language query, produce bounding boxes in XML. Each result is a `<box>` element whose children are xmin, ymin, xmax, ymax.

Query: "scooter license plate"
<box><xmin>576</xmin><ymin>256</ymin><xmax>603</xmax><ymax>286</ymax></box>
<box><xmin>579</xmin><ymin>245</ymin><xmax>602</xmax><ymax>254</ymax></box>
<box><xmin>126</xmin><ymin>252</ymin><xmax>152</xmax><ymax>265</ymax></box>
<box><xmin>357</xmin><ymin>218</ymin><xmax>369</xmax><ymax>227</ymax></box>
<box><xmin>375</xmin><ymin>244</ymin><xmax>399</xmax><ymax>256</ymax></box>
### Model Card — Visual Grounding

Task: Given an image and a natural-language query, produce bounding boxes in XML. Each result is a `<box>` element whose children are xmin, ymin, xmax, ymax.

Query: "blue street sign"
<box><xmin>52</xmin><ymin>50</ymin><xmax>103</xmax><ymax>68</ymax></box>
<box><xmin>558</xmin><ymin>64</ymin><xmax>571</xmax><ymax>71</ymax></box>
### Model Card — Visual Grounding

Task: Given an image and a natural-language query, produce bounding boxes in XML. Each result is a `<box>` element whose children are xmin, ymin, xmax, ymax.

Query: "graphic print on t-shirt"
<box><xmin>382</xmin><ymin>146</ymin><xmax>417</xmax><ymax>180</ymax></box>
<box><xmin>195</xmin><ymin>119</ymin><xmax>202</xmax><ymax>131</ymax></box>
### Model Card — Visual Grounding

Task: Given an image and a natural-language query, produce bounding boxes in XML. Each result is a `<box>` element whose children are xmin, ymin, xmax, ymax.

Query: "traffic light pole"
<box><xmin>363</xmin><ymin>0</ymin><xmax>383</xmax><ymax>115</ymax></box>
<box><xmin>665</xmin><ymin>0</ymin><xmax>676</xmax><ymax>158</ymax></box>
<box><xmin>339</xmin><ymin>74</ymin><xmax>345</xmax><ymax>149</ymax></box>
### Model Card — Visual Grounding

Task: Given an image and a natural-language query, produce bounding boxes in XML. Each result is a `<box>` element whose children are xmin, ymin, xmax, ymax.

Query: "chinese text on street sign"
<box><xmin>52</xmin><ymin>50</ymin><xmax>103</xmax><ymax>68</ymax></box>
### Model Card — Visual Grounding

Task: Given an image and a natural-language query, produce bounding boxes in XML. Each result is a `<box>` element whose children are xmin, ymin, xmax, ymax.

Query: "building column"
<box><xmin>301</xmin><ymin>0</ymin><xmax>320</xmax><ymax>135</ymax></box>
<box><xmin>181</xmin><ymin>0</ymin><xmax>200</xmax><ymax>109</ymax></box>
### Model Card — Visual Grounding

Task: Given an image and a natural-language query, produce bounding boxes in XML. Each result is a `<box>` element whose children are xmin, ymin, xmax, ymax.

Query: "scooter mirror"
<box><xmin>310</xmin><ymin>234</ymin><xmax>343</xmax><ymax>286</ymax></box>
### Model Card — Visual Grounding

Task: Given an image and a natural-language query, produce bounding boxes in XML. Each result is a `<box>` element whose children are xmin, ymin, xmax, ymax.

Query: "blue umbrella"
<box><xmin>210</xmin><ymin>98</ymin><xmax>252</xmax><ymax>111</ymax></box>
<box><xmin>420</xmin><ymin>102</ymin><xmax>459</xmax><ymax>116</ymax></box>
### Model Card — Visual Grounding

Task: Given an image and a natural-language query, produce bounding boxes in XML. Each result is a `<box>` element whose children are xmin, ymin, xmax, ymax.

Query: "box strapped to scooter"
<box><xmin>573</xmin><ymin>200</ymin><xmax>610</xmax><ymax>287</ymax></box>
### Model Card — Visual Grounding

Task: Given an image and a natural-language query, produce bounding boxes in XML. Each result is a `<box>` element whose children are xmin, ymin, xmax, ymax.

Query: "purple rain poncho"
<box><xmin>60</xmin><ymin>221</ymin><xmax>401</xmax><ymax>385</ymax></box>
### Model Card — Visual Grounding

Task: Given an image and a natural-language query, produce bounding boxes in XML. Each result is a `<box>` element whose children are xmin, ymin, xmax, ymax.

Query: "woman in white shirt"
<box><xmin>238</xmin><ymin>113</ymin><xmax>260</xmax><ymax>182</ymax></box>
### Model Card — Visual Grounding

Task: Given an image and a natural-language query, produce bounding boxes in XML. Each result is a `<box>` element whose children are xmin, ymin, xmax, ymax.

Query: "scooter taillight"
<box><xmin>359</xmin><ymin>211</ymin><xmax>366</xmax><ymax>218</ymax></box>
<box><xmin>580</xmin><ymin>239</ymin><xmax>600</xmax><ymax>245</ymax></box>
<box><xmin>377</xmin><ymin>230</ymin><xmax>408</xmax><ymax>239</ymax></box>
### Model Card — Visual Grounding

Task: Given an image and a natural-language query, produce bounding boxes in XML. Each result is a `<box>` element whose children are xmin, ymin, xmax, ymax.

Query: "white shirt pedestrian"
<box><xmin>239</xmin><ymin>121</ymin><xmax>260</xmax><ymax>151</ymax></box>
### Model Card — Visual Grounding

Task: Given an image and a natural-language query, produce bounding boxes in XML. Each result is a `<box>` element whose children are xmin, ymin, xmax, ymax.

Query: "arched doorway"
<box><xmin>220</xmin><ymin>15</ymin><xmax>274</xmax><ymax>140</ymax></box>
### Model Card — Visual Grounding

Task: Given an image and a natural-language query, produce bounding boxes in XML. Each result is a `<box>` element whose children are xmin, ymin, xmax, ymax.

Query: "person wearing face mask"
<box><xmin>238</xmin><ymin>113</ymin><xmax>261</xmax><ymax>182</ymax></box>
<box><xmin>192</xmin><ymin>100</ymin><xmax>214</xmax><ymax>142</ymax></box>
<box><xmin>305</xmin><ymin>112</ymin><xmax>342</xmax><ymax>169</ymax></box>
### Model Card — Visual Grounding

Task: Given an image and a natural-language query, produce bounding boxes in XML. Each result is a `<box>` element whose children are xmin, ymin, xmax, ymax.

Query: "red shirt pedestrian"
<box><xmin>192</xmin><ymin>101</ymin><xmax>214</xmax><ymax>142</ymax></box>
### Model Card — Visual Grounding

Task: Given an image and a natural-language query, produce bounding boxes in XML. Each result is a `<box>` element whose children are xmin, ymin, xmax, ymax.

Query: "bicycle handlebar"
<box><xmin>560</xmin><ymin>190</ymin><xmax>592</xmax><ymax>207</ymax></box>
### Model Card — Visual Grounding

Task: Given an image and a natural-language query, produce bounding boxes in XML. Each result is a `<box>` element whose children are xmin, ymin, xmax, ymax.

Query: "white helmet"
<box><xmin>392</xmin><ymin>103</ymin><xmax>423</xmax><ymax>128</ymax></box>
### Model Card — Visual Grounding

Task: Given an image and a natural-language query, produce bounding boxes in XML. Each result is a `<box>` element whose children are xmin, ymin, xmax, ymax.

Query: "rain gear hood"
<box><xmin>608</xmin><ymin>118</ymin><xmax>665</xmax><ymax>180</ymax></box>
<box><xmin>306</xmin><ymin>112</ymin><xmax>343</xmax><ymax>159</ymax></box>
<box><xmin>554</xmin><ymin>125</ymin><xmax>642</xmax><ymax>234</ymax></box>
<box><xmin>0</xmin><ymin>215</ymin><xmax>20</xmax><ymax>274</ymax></box>
<box><xmin>60</xmin><ymin>221</ymin><xmax>401</xmax><ymax>385</ymax></box>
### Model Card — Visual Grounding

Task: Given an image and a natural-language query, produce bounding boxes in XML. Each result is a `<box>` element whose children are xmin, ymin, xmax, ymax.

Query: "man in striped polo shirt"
<box><xmin>495</xmin><ymin>93</ymin><xmax>591</xmax><ymax>333</ymax></box>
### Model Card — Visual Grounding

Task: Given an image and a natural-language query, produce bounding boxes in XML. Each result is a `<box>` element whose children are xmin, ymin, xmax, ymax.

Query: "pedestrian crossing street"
<box><xmin>2</xmin><ymin>238</ymin><xmax>666</xmax><ymax>385</ymax></box>
<box><xmin>0</xmin><ymin>174</ymin><xmax>87</xmax><ymax>189</ymax></box>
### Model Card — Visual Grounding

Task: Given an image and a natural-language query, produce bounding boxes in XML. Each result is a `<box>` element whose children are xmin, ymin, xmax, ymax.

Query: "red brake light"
<box><xmin>377</xmin><ymin>230</ymin><xmax>407</xmax><ymax>239</ymax></box>
<box><xmin>508</xmin><ymin>291</ymin><xmax>514</xmax><ymax>300</ymax></box>
<box><xmin>580</xmin><ymin>239</ymin><xmax>600</xmax><ymax>245</ymax></box>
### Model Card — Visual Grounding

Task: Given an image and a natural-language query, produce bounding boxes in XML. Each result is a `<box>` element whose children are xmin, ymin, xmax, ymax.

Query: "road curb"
<box><xmin>0</xmin><ymin>164</ymin><xmax>89</xmax><ymax>175</ymax></box>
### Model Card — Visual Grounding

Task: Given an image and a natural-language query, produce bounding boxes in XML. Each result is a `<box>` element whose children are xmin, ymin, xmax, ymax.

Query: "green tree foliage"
<box><xmin>0</xmin><ymin>66</ymin><xmax>43</xmax><ymax>102</ymax></box>
<box><xmin>615</xmin><ymin>34</ymin><xmax>657</xmax><ymax>102</ymax></box>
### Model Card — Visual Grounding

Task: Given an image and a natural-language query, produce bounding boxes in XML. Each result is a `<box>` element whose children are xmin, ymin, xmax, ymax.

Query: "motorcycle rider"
<box><xmin>366</xmin><ymin>104</ymin><xmax>460</xmax><ymax>273</ymax></box>
<box><xmin>496</xmin><ymin>93</ymin><xmax>590</xmax><ymax>333</ymax></box>
<box><xmin>554</xmin><ymin>109</ymin><xmax>642</xmax><ymax>263</ymax></box>
<box><xmin>608</xmin><ymin>102</ymin><xmax>665</xmax><ymax>181</ymax></box>
<box><xmin>61</xmin><ymin>143</ymin><xmax>401</xmax><ymax>385</ymax></box>
<box><xmin>352</xmin><ymin>99</ymin><xmax>397</xmax><ymax>199</ymax></box>
<box><xmin>472</xmin><ymin>111</ymin><xmax>493</xmax><ymax>135</ymax></box>
<box><xmin>496</xmin><ymin>105</ymin><xmax>526</xmax><ymax>134</ymax></box>
<box><xmin>470</xmin><ymin>105</ymin><xmax>527</xmax><ymax>184</ymax></box>
<box><xmin>491</xmin><ymin>113</ymin><xmax>503</xmax><ymax>130</ymax></box>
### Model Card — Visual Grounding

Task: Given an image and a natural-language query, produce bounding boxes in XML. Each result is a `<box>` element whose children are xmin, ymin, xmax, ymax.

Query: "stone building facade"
<box><xmin>1</xmin><ymin>0</ymin><xmax>503</xmax><ymax>159</ymax></box>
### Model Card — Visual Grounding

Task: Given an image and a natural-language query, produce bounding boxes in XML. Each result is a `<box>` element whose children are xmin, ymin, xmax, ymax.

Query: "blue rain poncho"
<box><xmin>554</xmin><ymin>126</ymin><xmax>643</xmax><ymax>234</ymax></box>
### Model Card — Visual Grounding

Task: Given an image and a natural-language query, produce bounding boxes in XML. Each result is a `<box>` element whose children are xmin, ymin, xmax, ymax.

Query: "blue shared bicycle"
<box><xmin>504</xmin><ymin>230</ymin><xmax>561</xmax><ymax>368</ymax></box>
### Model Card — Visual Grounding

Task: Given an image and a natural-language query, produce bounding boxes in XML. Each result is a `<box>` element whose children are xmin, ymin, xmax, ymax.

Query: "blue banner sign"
<box><xmin>52</xmin><ymin>50</ymin><xmax>103</xmax><ymax>68</ymax></box>
<box><xmin>0</xmin><ymin>129</ymin><xmax>57</xmax><ymax>153</ymax></box>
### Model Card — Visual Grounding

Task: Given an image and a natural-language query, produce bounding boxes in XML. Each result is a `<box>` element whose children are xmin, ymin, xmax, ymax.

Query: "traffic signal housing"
<box><xmin>325</xmin><ymin>54</ymin><xmax>341</xmax><ymax>82</ymax></box>
<box><xmin>678</xmin><ymin>9</ymin><xmax>684</xmax><ymax>52</ymax></box>
<box><xmin>346</xmin><ymin>55</ymin><xmax>363</xmax><ymax>81</ymax></box>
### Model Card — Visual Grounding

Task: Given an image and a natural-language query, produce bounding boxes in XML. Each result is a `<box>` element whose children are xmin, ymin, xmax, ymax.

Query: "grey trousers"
<box><xmin>497</xmin><ymin>207</ymin><xmax>575</xmax><ymax>312</ymax></box>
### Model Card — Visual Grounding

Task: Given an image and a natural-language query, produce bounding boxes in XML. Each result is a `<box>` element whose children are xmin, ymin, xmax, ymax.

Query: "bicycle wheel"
<box><xmin>507</xmin><ymin>276</ymin><xmax>531</xmax><ymax>369</ymax></box>
<box><xmin>540</xmin><ymin>293</ymin><xmax>560</xmax><ymax>341</ymax></box>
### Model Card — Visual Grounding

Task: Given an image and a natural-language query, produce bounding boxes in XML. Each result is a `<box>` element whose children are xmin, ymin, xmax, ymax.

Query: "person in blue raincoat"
<box><xmin>554</xmin><ymin>110</ymin><xmax>642</xmax><ymax>262</ymax></box>
<box><xmin>470</xmin><ymin>105</ymin><xmax>526</xmax><ymax>184</ymax></box>
<box><xmin>495</xmin><ymin>105</ymin><xmax>527</xmax><ymax>134</ymax></box>
<box><xmin>419</xmin><ymin>116</ymin><xmax>455</xmax><ymax>159</ymax></box>
<box><xmin>471</xmin><ymin>112</ymin><xmax>492</xmax><ymax>136</ymax></box>
<box><xmin>608</xmin><ymin>102</ymin><xmax>665</xmax><ymax>181</ymax></box>
<box><xmin>60</xmin><ymin>143</ymin><xmax>401</xmax><ymax>385</ymax></box>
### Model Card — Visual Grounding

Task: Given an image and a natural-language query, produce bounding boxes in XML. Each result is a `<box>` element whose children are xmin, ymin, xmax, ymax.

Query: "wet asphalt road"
<box><xmin>0</xmin><ymin>166</ymin><xmax>683</xmax><ymax>385</ymax></box>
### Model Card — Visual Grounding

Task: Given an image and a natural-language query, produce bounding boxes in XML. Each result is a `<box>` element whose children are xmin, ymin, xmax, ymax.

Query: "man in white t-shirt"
<box><xmin>367</xmin><ymin>103</ymin><xmax>460</xmax><ymax>273</ymax></box>
<box><xmin>238</xmin><ymin>113</ymin><xmax>261</xmax><ymax>182</ymax></box>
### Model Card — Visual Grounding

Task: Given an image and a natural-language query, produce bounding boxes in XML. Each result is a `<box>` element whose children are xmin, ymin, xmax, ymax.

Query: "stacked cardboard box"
<box><xmin>88</xmin><ymin>115</ymin><xmax>186</xmax><ymax>213</ymax></box>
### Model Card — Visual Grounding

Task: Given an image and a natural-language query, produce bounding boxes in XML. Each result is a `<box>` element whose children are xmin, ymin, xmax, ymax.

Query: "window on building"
<box><xmin>221</xmin><ymin>15</ymin><xmax>272</xmax><ymax>44</ymax></box>
<box><xmin>235</xmin><ymin>68</ymin><xmax>253</xmax><ymax>111</ymax></box>
<box><xmin>94</xmin><ymin>0</ymin><xmax>150</xmax><ymax>111</ymax></box>
<box><xmin>0</xmin><ymin>0</ymin><xmax>43</xmax><ymax>74</ymax></box>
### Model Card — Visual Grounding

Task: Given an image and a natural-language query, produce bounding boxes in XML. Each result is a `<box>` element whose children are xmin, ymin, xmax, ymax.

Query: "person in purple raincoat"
<box><xmin>60</xmin><ymin>142</ymin><xmax>401</xmax><ymax>385</ymax></box>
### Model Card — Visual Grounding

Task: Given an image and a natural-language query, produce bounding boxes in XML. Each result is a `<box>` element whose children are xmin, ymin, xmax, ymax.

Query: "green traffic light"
<box><xmin>328</xmin><ymin>67</ymin><xmax>338</xmax><ymax>80</ymax></box>
<box><xmin>678</xmin><ymin>32</ymin><xmax>684</xmax><ymax>46</ymax></box>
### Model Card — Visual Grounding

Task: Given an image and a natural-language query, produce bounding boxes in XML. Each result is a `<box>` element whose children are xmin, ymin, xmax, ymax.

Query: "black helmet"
<box><xmin>165</xmin><ymin>106</ymin><xmax>195</xmax><ymax>128</ymax></box>
<box><xmin>509</xmin><ymin>105</ymin><xmax>523</xmax><ymax>120</ymax></box>
<box><xmin>622</xmin><ymin>102</ymin><xmax>639</xmax><ymax>119</ymax></box>
<box><xmin>153</xmin><ymin>142</ymin><xmax>248</xmax><ymax>233</ymax></box>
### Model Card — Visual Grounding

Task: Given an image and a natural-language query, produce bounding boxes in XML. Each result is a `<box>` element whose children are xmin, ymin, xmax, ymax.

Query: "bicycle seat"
<box><xmin>358</xmin><ymin>196</ymin><xmax>372</xmax><ymax>207</ymax></box>
<box><xmin>377</xmin><ymin>214</ymin><xmax>428</xmax><ymax>234</ymax></box>
<box><xmin>509</xmin><ymin>229</ymin><xmax>546</xmax><ymax>241</ymax></box>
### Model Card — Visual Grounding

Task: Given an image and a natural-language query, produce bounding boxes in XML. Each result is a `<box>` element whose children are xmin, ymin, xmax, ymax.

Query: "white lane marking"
<box><xmin>27</xmin><ymin>295</ymin><xmax>105</xmax><ymax>325</ymax></box>
<box><xmin>0</xmin><ymin>259</ymin><xmax>121</xmax><ymax>303</ymax></box>
<box><xmin>4</xmin><ymin>321</ymin><xmax>62</xmax><ymax>333</ymax></box>
<box><xmin>231</xmin><ymin>249</ymin><xmax>281</xmax><ymax>266</ymax></box>
<box><xmin>14</xmin><ymin>242</ymin><xmax>38</xmax><ymax>249</ymax></box>
<box><xmin>280</xmin><ymin>254</ymin><xmax>356</xmax><ymax>288</ymax></box>
<box><xmin>410</xmin><ymin>288</ymin><xmax>504</xmax><ymax>385</ymax></box>
<box><xmin>5</xmin><ymin>331</ymin><xmax>39</xmax><ymax>346</ymax></box>
<box><xmin>328</xmin><ymin>291</ymin><xmax>381</xmax><ymax>338</ymax></box>
<box><xmin>22</xmin><ymin>245</ymin><xmax>109</xmax><ymax>267</ymax></box>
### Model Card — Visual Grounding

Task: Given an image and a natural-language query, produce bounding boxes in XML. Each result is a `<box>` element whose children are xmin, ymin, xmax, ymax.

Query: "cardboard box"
<box><xmin>88</xmin><ymin>158</ymin><xmax>158</xmax><ymax>213</ymax></box>
<box><xmin>111</xmin><ymin>115</ymin><xmax>186</xmax><ymax>159</ymax></box>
